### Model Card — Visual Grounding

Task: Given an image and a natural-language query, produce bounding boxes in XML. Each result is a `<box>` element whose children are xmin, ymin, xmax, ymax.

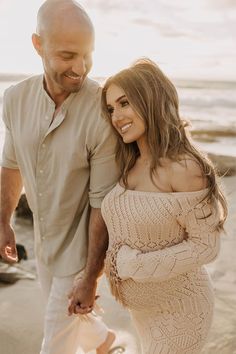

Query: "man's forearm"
<box><xmin>0</xmin><ymin>167</ymin><xmax>23</xmax><ymax>225</ymax></box>
<box><xmin>67</xmin><ymin>207</ymin><xmax>108</xmax><ymax>314</ymax></box>
<box><xmin>83</xmin><ymin>207</ymin><xmax>109</xmax><ymax>282</ymax></box>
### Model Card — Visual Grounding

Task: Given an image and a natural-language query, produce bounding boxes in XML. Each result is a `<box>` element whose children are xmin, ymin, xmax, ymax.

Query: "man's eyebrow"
<box><xmin>58</xmin><ymin>50</ymin><xmax>75</xmax><ymax>55</ymax></box>
<box><xmin>58</xmin><ymin>47</ymin><xmax>94</xmax><ymax>55</ymax></box>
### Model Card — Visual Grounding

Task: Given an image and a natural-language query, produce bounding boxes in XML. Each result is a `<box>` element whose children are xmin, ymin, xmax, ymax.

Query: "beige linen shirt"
<box><xmin>1</xmin><ymin>75</ymin><xmax>118</xmax><ymax>276</ymax></box>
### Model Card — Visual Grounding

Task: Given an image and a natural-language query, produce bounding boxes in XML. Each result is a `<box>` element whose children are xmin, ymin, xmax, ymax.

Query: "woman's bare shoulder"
<box><xmin>167</xmin><ymin>157</ymin><xmax>208</xmax><ymax>192</ymax></box>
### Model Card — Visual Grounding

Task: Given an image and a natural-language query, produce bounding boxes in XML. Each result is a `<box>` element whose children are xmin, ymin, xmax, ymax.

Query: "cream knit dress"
<box><xmin>101</xmin><ymin>183</ymin><xmax>222</xmax><ymax>354</ymax></box>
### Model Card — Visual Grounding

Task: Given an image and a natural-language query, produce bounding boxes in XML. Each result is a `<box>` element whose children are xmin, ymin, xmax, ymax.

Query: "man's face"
<box><xmin>38</xmin><ymin>24</ymin><xmax>94</xmax><ymax>97</ymax></box>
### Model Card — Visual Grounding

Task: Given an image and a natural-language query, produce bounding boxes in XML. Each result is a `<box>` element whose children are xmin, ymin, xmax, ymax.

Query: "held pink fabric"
<box><xmin>37</xmin><ymin>261</ymin><xmax>108</xmax><ymax>354</ymax></box>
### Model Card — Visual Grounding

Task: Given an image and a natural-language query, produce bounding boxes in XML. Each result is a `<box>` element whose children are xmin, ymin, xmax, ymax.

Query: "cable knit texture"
<box><xmin>101</xmin><ymin>183</ymin><xmax>222</xmax><ymax>354</ymax></box>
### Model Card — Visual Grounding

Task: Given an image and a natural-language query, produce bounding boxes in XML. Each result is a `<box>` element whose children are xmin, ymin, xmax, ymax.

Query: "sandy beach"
<box><xmin>0</xmin><ymin>175</ymin><xmax>235</xmax><ymax>354</ymax></box>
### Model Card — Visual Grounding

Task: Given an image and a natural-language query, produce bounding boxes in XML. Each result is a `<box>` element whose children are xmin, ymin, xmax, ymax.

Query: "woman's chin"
<box><xmin>121</xmin><ymin>134</ymin><xmax>134</xmax><ymax>144</ymax></box>
<box><xmin>122</xmin><ymin>137</ymin><xmax>133</xmax><ymax>144</ymax></box>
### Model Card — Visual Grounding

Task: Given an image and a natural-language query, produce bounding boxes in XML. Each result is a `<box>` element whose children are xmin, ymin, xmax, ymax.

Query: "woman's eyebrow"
<box><xmin>116</xmin><ymin>95</ymin><xmax>126</xmax><ymax>103</ymax></box>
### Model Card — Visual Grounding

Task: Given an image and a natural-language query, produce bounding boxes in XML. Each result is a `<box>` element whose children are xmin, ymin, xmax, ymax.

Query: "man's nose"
<box><xmin>72</xmin><ymin>57</ymin><xmax>86</xmax><ymax>76</ymax></box>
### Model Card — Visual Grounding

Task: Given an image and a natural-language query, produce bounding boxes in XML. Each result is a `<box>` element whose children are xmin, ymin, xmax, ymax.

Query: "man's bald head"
<box><xmin>36</xmin><ymin>0</ymin><xmax>94</xmax><ymax>38</ymax></box>
<box><xmin>32</xmin><ymin>0</ymin><xmax>95</xmax><ymax>99</ymax></box>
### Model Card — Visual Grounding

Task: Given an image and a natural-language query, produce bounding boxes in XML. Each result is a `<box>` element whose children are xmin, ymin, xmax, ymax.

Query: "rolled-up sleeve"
<box><xmin>89</xmin><ymin>119</ymin><xmax>119</xmax><ymax>208</ymax></box>
<box><xmin>1</xmin><ymin>90</ymin><xmax>18</xmax><ymax>169</ymax></box>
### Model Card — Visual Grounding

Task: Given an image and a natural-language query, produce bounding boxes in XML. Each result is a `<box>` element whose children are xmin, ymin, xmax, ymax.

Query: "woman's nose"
<box><xmin>112</xmin><ymin>108</ymin><xmax>122</xmax><ymax>121</ymax></box>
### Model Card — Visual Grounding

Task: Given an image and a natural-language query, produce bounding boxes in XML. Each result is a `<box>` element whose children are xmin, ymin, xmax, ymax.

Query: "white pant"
<box><xmin>37</xmin><ymin>261</ymin><xmax>108</xmax><ymax>354</ymax></box>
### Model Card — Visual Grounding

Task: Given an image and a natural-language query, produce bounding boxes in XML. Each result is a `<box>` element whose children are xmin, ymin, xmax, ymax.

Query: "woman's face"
<box><xmin>106</xmin><ymin>84</ymin><xmax>146</xmax><ymax>144</ymax></box>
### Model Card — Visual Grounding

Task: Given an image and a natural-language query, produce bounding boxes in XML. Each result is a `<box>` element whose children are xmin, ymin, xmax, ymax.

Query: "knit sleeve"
<box><xmin>116</xmin><ymin>197</ymin><xmax>222</xmax><ymax>282</ymax></box>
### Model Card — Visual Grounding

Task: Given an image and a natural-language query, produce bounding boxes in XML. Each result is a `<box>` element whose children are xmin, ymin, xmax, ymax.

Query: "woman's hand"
<box><xmin>116</xmin><ymin>244</ymin><xmax>140</xmax><ymax>280</ymax></box>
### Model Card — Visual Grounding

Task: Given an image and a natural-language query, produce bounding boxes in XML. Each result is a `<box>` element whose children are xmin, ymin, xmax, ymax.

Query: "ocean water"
<box><xmin>0</xmin><ymin>76</ymin><xmax>235</xmax><ymax>156</ymax></box>
<box><xmin>175</xmin><ymin>79</ymin><xmax>236</xmax><ymax>156</ymax></box>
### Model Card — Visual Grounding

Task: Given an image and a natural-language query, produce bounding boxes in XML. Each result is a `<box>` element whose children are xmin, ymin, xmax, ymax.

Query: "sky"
<box><xmin>0</xmin><ymin>0</ymin><xmax>235</xmax><ymax>81</ymax></box>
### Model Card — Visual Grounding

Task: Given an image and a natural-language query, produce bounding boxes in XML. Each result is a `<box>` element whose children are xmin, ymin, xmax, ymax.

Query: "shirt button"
<box><xmin>45</xmin><ymin>116</ymin><xmax>50</xmax><ymax>121</ymax></box>
<box><xmin>40</xmin><ymin>217</ymin><xmax>44</xmax><ymax>221</ymax></box>
<box><xmin>42</xmin><ymin>144</ymin><xmax>46</xmax><ymax>148</ymax></box>
<box><xmin>42</xmin><ymin>236</ymin><xmax>45</xmax><ymax>240</ymax></box>
<box><xmin>38</xmin><ymin>193</ymin><xmax>42</xmax><ymax>197</ymax></box>
<box><xmin>39</xmin><ymin>170</ymin><xmax>43</xmax><ymax>174</ymax></box>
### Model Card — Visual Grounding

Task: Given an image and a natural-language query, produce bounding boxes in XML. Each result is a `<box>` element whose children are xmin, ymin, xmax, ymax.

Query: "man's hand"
<box><xmin>0</xmin><ymin>223</ymin><xmax>18</xmax><ymax>263</ymax></box>
<box><xmin>67</xmin><ymin>276</ymin><xmax>97</xmax><ymax>316</ymax></box>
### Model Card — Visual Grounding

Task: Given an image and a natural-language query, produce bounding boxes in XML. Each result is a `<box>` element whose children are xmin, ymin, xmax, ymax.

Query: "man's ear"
<box><xmin>32</xmin><ymin>33</ymin><xmax>43</xmax><ymax>56</ymax></box>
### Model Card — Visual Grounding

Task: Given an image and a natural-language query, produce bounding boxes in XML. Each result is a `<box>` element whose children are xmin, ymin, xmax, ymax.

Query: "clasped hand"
<box><xmin>67</xmin><ymin>276</ymin><xmax>97</xmax><ymax>316</ymax></box>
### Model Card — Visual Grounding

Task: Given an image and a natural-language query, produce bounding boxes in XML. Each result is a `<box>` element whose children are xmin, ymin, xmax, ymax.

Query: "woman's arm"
<box><xmin>116</xmin><ymin>199</ymin><xmax>221</xmax><ymax>282</ymax></box>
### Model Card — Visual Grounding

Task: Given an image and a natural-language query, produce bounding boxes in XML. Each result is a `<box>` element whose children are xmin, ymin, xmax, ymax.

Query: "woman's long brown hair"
<box><xmin>101</xmin><ymin>58</ymin><xmax>227</xmax><ymax>229</ymax></box>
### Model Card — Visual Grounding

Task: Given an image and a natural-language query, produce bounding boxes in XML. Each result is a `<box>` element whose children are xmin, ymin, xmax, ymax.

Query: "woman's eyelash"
<box><xmin>107</xmin><ymin>107</ymin><xmax>114</xmax><ymax>115</ymax></box>
<box><xmin>106</xmin><ymin>100</ymin><xmax>129</xmax><ymax>115</ymax></box>
<box><xmin>120</xmin><ymin>100</ymin><xmax>129</xmax><ymax>106</ymax></box>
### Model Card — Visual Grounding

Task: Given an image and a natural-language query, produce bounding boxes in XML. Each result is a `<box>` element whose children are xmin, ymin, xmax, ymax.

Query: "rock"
<box><xmin>0</xmin><ymin>262</ymin><xmax>36</xmax><ymax>284</ymax></box>
<box><xmin>15</xmin><ymin>194</ymin><xmax>33</xmax><ymax>223</ymax></box>
<box><xmin>16</xmin><ymin>244</ymin><xmax>28</xmax><ymax>261</ymax></box>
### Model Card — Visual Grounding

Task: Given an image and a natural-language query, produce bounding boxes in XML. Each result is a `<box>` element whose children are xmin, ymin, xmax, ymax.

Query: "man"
<box><xmin>0</xmin><ymin>1</ymin><xmax>119</xmax><ymax>353</ymax></box>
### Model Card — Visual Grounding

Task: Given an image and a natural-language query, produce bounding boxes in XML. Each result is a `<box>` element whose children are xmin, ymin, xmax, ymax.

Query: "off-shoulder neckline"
<box><xmin>117</xmin><ymin>182</ymin><xmax>209</xmax><ymax>197</ymax></box>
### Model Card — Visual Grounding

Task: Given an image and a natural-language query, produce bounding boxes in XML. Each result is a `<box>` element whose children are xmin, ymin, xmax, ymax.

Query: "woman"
<box><xmin>100</xmin><ymin>58</ymin><xmax>227</xmax><ymax>354</ymax></box>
